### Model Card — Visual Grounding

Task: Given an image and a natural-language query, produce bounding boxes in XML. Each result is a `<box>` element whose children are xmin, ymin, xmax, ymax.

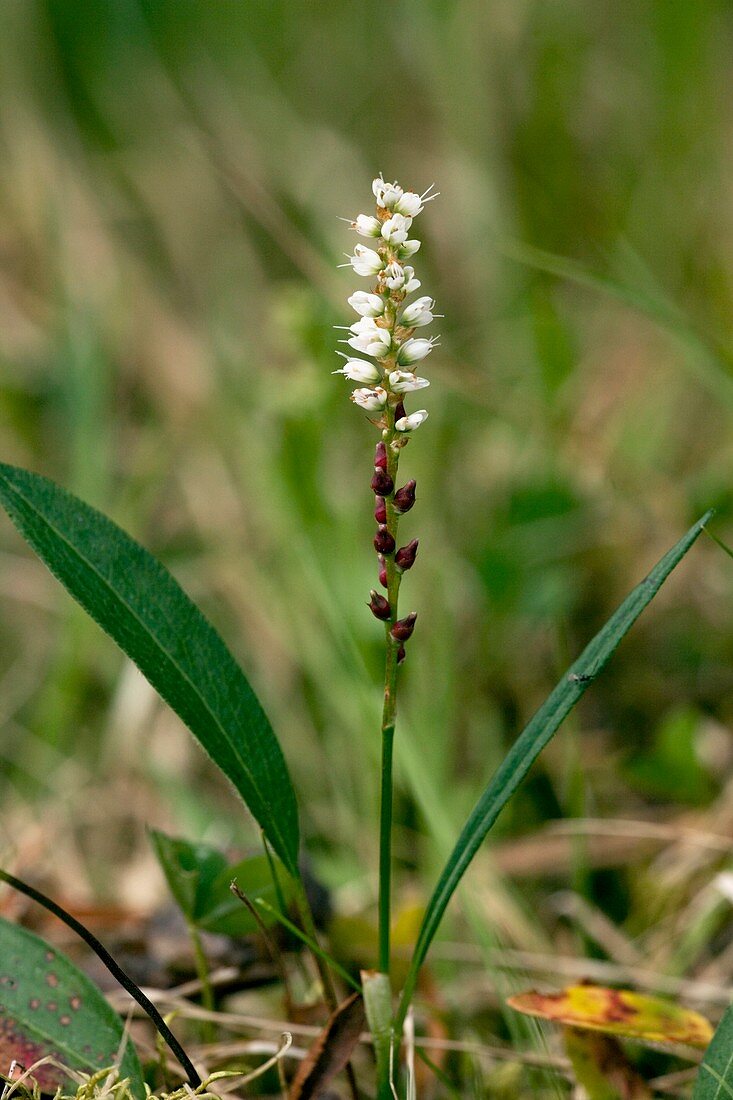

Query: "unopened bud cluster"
<box><xmin>336</xmin><ymin>175</ymin><xmax>437</xmax><ymax>662</ymax></box>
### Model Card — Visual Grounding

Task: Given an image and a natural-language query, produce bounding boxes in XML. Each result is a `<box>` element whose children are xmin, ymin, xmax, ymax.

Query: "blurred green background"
<box><xmin>2</xmin><ymin>0</ymin><xmax>733</xmax><ymax>1052</ymax></box>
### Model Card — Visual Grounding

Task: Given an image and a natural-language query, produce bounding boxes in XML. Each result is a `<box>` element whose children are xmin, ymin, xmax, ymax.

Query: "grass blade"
<box><xmin>0</xmin><ymin>463</ymin><xmax>299</xmax><ymax>873</ymax></box>
<box><xmin>396</xmin><ymin>512</ymin><xmax>712</xmax><ymax>1028</ymax></box>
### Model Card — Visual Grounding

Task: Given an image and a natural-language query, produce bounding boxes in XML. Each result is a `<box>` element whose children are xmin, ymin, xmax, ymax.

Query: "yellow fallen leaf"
<box><xmin>507</xmin><ymin>984</ymin><xmax>713</xmax><ymax>1048</ymax></box>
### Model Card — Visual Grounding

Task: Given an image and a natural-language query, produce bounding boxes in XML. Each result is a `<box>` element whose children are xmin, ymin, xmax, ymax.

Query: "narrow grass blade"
<box><xmin>692</xmin><ymin>1003</ymin><xmax>733</xmax><ymax>1099</ymax></box>
<box><xmin>0</xmin><ymin>463</ymin><xmax>299</xmax><ymax>873</ymax></box>
<box><xmin>396</xmin><ymin>512</ymin><xmax>712</xmax><ymax>1028</ymax></box>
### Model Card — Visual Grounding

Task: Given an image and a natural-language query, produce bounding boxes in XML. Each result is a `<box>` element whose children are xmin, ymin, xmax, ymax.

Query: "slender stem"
<box><xmin>378</xmin><ymin>400</ymin><xmax>403</xmax><ymax>980</ymax></box>
<box><xmin>187</xmin><ymin>921</ymin><xmax>215</xmax><ymax>1043</ymax></box>
<box><xmin>261</xmin><ymin>831</ymin><xmax>288</xmax><ymax>917</ymax></box>
<box><xmin>293</xmin><ymin>875</ymin><xmax>340</xmax><ymax>1009</ymax></box>
<box><xmin>293</xmin><ymin>876</ymin><xmax>361</xmax><ymax>1100</ymax></box>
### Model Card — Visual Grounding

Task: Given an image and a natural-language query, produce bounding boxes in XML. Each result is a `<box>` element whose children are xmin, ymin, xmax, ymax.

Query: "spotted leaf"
<box><xmin>0</xmin><ymin>918</ymin><xmax>144</xmax><ymax>1096</ymax></box>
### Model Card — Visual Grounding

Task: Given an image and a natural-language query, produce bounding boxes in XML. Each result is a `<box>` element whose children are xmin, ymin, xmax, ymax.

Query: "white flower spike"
<box><xmin>336</xmin><ymin>175</ymin><xmax>439</xmax><ymax>673</ymax></box>
<box><xmin>337</xmin><ymin>175</ymin><xmax>438</xmax><ymax>456</ymax></box>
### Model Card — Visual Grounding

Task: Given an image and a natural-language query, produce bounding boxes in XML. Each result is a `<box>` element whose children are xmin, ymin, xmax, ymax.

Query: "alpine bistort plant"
<box><xmin>335</xmin><ymin>175</ymin><xmax>438</xmax><ymax>989</ymax></box>
<box><xmin>0</xmin><ymin>169</ymin><xmax>721</xmax><ymax>1100</ymax></box>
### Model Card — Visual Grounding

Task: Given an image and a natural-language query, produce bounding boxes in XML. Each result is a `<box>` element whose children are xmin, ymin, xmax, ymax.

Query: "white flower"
<box><xmin>372</xmin><ymin>176</ymin><xmax>403</xmax><ymax>210</ymax></box>
<box><xmin>351</xmin><ymin>386</ymin><xmax>388</xmax><ymax>411</ymax></box>
<box><xmin>400</xmin><ymin>296</ymin><xmax>435</xmax><ymax>328</ymax></box>
<box><xmin>393</xmin><ymin>191</ymin><xmax>423</xmax><ymax>217</ymax></box>
<box><xmin>382</xmin><ymin>262</ymin><xmax>422</xmax><ymax>294</ymax></box>
<box><xmin>347</xmin><ymin>319</ymin><xmax>392</xmax><ymax>357</ymax></box>
<box><xmin>402</xmin><ymin>266</ymin><xmax>421</xmax><ymax>293</ymax></box>
<box><xmin>333</xmin><ymin>357</ymin><xmax>381</xmax><ymax>384</ymax></box>
<box><xmin>388</xmin><ymin>370</ymin><xmax>430</xmax><ymax>393</ymax></box>
<box><xmin>381</xmin><ymin>214</ymin><xmax>412</xmax><ymax>245</ymax></box>
<box><xmin>348</xmin><ymin>291</ymin><xmax>385</xmax><ymax>318</ymax></box>
<box><xmin>382</xmin><ymin>262</ymin><xmax>406</xmax><ymax>290</ymax></box>
<box><xmin>351</xmin><ymin>214</ymin><xmax>382</xmax><ymax>238</ymax></box>
<box><xmin>393</xmin><ymin>183</ymin><xmax>439</xmax><ymax>218</ymax></box>
<box><xmin>397</xmin><ymin>336</ymin><xmax>439</xmax><ymax>365</ymax></box>
<box><xmin>349</xmin><ymin>245</ymin><xmax>384</xmax><ymax>277</ymax></box>
<box><xmin>397</xmin><ymin>239</ymin><xmax>421</xmax><ymax>260</ymax></box>
<box><xmin>395</xmin><ymin>409</ymin><xmax>429</xmax><ymax>432</ymax></box>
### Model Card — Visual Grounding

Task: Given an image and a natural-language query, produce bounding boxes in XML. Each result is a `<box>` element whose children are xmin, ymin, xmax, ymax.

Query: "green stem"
<box><xmin>187</xmin><ymin>921</ymin><xmax>215</xmax><ymax>1043</ymax></box>
<box><xmin>378</xmin><ymin>402</ymin><xmax>403</xmax><ymax>980</ymax></box>
<box><xmin>293</xmin><ymin>875</ymin><xmax>340</xmax><ymax>1009</ymax></box>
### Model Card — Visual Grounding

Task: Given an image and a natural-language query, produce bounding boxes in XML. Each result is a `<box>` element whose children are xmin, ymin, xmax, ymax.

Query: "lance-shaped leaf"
<box><xmin>396</xmin><ymin>512</ymin><xmax>711</xmax><ymax>1028</ymax></box>
<box><xmin>692</xmin><ymin>1001</ymin><xmax>733</xmax><ymax>1099</ymax></box>
<box><xmin>0</xmin><ymin>918</ymin><xmax>144</xmax><ymax>1097</ymax></box>
<box><xmin>0</xmin><ymin>463</ymin><xmax>299</xmax><ymax>873</ymax></box>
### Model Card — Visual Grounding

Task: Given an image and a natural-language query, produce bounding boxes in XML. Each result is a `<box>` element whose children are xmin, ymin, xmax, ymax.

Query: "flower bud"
<box><xmin>395</xmin><ymin>539</ymin><xmax>419</xmax><ymax>571</ymax></box>
<box><xmin>396</xmin><ymin>645</ymin><xmax>406</xmax><ymax>664</ymax></box>
<box><xmin>371</xmin><ymin>468</ymin><xmax>394</xmax><ymax>496</ymax></box>
<box><xmin>374</xmin><ymin>496</ymin><xmax>387</xmax><ymax>524</ymax></box>
<box><xmin>374</xmin><ymin>441</ymin><xmax>388</xmax><ymax>469</ymax></box>
<box><xmin>393</xmin><ymin>480</ymin><xmax>416</xmax><ymax>514</ymax></box>
<box><xmin>391</xmin><ymin>612</ymin><xmax>417</xmax><ymax>641</ymax></box>
<box><xmin>395</xmin><ymin>410</ymin><xmax>429</xmax><ymax>432</ymax></box>
<box><xmin>374</xmin><ymin>525</ymin><xmax>396</xmax><ymax>555</ymax></box>
<box><xmin>368</xmin><ymin>590</ymin><xmax>391</xmax><ymax>621</ymax></box>
<box><xmin>378</xmin><ymin>555</ymin><xmax>388</xmax><ymax>588</ymax></box>
<box><xmin>394</xmin><ymin>400</ymin><xmax>406</xmax><ymax>422</ymax></box>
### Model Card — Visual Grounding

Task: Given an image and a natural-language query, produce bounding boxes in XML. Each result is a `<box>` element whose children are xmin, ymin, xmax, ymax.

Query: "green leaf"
<box><xmin>0</xmin><ymin>463</ymin><xmax>299</xmax><ymax>873</ymax></box>
<box><xmin>0</xmin><ymin>917</ymin><xmax>144</xmax><ymax>1096</ymax></box>
<box><xmin>396</xmin><ymin>513</ymin><xmax>711</xmax><ymax>1028</ymax></box>
<box><xmin>149</xmin><ymin>828</ymin><xmax>228</xmax><ymax>922</ymax></box>
<box><xmin>693</xmin><ymin>1003</ymin><xmax>733</xmax><ymax>1100</ymax></box>
<box><xmin>149</xmin><ymin>828</ymin><xmax>291</xmax><ymax>936</ymax></box>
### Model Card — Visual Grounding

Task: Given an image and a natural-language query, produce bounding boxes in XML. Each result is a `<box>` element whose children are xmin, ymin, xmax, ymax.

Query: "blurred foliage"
<box><xmin>1</xmin><ymin>3</ymin><xmax>733</xmax><ymax>1089</ymax></box>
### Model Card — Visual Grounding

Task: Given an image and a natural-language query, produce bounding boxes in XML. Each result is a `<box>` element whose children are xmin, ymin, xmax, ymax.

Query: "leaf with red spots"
<box><xmin>0</xmin><ymin>918</ymin><xmax>144</xmax><ymax>1096</ymax></box>
<box><xmin>508</xmin><ymin>985</ymin><xmax>713</xmax><ymax>1048</ymax></box>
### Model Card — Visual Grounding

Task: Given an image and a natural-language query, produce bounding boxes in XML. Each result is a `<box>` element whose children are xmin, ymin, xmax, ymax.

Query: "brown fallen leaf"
<box><xmin>289</xmin><ymin>993</ymin><xmax>365</xmax><ymax>1100</ymax></box>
